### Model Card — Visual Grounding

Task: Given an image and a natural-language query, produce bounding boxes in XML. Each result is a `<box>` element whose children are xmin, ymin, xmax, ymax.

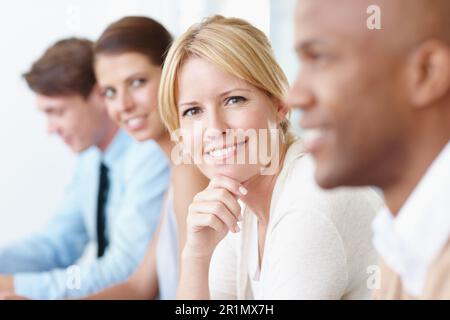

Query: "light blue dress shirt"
<box><xmin>0</xmin><ymin>129</ymin><xmax>170</xmax><ymax>299</ymax></box>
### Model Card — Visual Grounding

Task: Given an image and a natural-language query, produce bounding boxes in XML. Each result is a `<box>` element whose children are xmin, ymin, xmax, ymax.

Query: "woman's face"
<box><xmin>95</xmin><ymin>52</ymin><xmax>165</xmax><ymax>141</ymax></box>
<box><xmin>177</xmin><ymin>57</ymin><xmax>286</xmax><ymax>182</ymax></box>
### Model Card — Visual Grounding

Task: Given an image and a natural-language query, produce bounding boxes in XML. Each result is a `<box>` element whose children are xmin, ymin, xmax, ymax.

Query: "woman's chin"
<box><xmin>202</xmin><ymin>164</ymin><xmax>259</xmax><ymax>183</ymax></box>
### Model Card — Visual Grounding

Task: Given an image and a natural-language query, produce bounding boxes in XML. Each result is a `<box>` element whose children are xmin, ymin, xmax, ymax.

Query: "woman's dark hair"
<box><xmin>94</xmin><ymin>16</ymin><xmax>173</xmax><ymax>66</ymax></box>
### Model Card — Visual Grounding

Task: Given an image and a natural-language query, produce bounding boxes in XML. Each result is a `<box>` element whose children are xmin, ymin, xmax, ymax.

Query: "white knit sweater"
<box><xmin>209</xmin><ymin>139</ymin><xmax>383</xmax><ymax>299</ymax></box>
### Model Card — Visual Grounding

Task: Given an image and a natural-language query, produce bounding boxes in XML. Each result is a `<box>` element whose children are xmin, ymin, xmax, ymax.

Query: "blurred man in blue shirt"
<box><xmin>0</xmin><ymin>38</ymin><xmax>170</xmax><ymax>299</ymax></box>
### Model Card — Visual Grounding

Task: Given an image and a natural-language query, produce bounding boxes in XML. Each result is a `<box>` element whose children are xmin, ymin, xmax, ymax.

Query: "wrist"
<box><xmin>181</xmin><ymin>245</ymin><xmax>214</xmax><ymax>261</ymax></box>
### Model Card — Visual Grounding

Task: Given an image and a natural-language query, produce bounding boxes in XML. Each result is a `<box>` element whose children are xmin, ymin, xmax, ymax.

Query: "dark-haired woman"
<box><xmin>84</xmin><ymin>16</ymin><xmax>208</xmax><ymax>300</ymax></box>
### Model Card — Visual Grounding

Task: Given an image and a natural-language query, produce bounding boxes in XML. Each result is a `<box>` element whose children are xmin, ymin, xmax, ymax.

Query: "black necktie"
<box><xmin>96</xmin><ymin>162</ymin><xmax>110</xmax><ymax>257</ymax></box>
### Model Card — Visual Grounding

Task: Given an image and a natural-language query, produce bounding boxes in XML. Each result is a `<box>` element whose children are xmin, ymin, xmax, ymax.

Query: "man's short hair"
<box><xmin>23</xmin><ymin>38</ymin><xmax>96</xmax><ymax>99</ymax></box>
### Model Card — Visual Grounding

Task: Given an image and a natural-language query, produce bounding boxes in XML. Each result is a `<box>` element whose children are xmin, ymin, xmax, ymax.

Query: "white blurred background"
<box><xmin>0</xmin><ymin>0</ymin><xmax>299</xmax><ymax>245</ymax></box>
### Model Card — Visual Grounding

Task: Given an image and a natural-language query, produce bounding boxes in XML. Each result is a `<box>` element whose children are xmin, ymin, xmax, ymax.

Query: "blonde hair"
<box><xmin>158</xmin><ymin>15</ymin><xmax>294</xmax><ymax>144</ymax></box>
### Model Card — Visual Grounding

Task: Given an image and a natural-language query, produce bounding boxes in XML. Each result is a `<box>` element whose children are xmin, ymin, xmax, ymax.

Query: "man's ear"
<box><xmin>89</xmin><ymin>84</ymin><xmax>103</xmax><ymax>99</ymax></box>
<box><xmin>407</xmin><ymin>39</ymin><xmax>450</xmax><ymax>108</ymax></box>
<box><xmin>87</xmin><ymin>84</ymin><xmax>106</xmax><ymax>107</ymax></box>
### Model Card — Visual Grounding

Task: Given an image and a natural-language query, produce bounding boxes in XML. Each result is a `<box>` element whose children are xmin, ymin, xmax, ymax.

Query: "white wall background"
<box><xmin>0</xmin><ymin>0</ymin><xmax>298</xmax><ymax>246</ymax></box>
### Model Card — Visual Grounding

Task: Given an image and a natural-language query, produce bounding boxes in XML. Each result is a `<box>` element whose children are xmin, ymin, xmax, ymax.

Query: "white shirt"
<box><xmin>0</xmin><ymin>130</ymin><xmax>171</xmax><ymax>299</ymax></box>
<box><xmin>248</xmin><ymin>215</ymin><xmax>261</xmax><ymax>299</ymax></box>
<box><xmin>209</xmin><ymin>139</ymin><xmax>383</xmax><ymax>299</ymax></box>
<box><xmin>156</xmin><ymin>188</ymin><xmax>179</xmax><ymax>300</ymax></box>
<box><xmin>372</xmin><ymin>140</ymin><xmax>450</xmax><ymax>297</ymax></box>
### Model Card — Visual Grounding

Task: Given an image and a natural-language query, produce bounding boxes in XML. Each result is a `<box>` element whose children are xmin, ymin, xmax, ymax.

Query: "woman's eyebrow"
<box><xmin>125</xmin><ymin>72</ymin><xmax>147</xmax><ymax>82</ymax></box>
<box><xmin>178</xmin><ymin>88</ymin><xmax>251</xmax><ymax>107</ymax></box>
<box><xmin>178</xmin><ymin>100</ymin><xmax>199</xmax><ymax>108</ymax></box>
<box><xmin>217</xmin><ymin>88</ymin><xmax>251</xmax><ymax>98</ymax></box>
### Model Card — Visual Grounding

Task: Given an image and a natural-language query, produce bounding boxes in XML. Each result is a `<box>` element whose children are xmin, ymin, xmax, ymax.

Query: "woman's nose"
<box><xmin>117</xmin><ymin>90</ymin><xmax>135</xmax><ymax>112</ymax></box>
<box><xmin>204</xmin><ymin>109</ymin><xmax>227</xmax><ymax>141</ymax></box>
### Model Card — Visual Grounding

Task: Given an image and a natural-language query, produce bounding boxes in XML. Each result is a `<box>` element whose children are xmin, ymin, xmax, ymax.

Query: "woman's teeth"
<box><xmin>208</xmin><ymin>145</ymin><xmax>237</xmax><ymax>158</ymax></box>
<box><xmin>207</xmin><ymin>141</ymin><xmax>246</xmax><ymax>159</ymax></box>
<box><xmin>125</xmin><ymin>116</ymin><xmax>146</xmax><ymax>129</ymax></box>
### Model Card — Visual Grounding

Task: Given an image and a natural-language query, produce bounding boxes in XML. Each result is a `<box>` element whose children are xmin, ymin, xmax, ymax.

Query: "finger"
<box><xmin>187</xmin><ymin>209</ymin><xmax>227</xmax><ymax>234</ymax></box>
<box><xmin>189</xmin><ymin>201</ymin><xmax>239</xmax><ymax>232</ymax></box>
<box><xmin>194</xmin><ymin>188</ymin><xmax>242</xmax><ymax>220</ymax></box>
<box><xmin>189</xmin><ymin>201</ymin><xmax>240</xmax><ymax>233</ymax></box>
<box><xmin>207</xmin><ymin>175</ymin><xmax>248</xmax><ymax>197</ymax></box>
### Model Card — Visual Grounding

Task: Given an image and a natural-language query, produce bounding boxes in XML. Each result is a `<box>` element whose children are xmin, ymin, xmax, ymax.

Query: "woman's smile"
<box><xmin>204</xmin><ymin>137</ymin><xmax>248</xmax><ymax>162</ymax></box>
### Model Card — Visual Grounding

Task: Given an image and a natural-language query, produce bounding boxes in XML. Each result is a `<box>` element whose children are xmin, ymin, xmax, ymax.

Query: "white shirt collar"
<box><xmin>373</xmin><ymin>140</ymin><xmax>450</xmax><ymax>296</ymax></box>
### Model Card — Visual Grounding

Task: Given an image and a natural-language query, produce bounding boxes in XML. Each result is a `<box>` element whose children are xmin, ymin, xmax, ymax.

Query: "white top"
<box><xmin>156</xmin><ymin>189</ymin><xmax>179</xmax><ymax>300</ymax></box>
<box><xmin>248</xmin><ymin>216</ymin><xmax>261</xmax><ymax>299</ymax></box>
<box><xmin>209</xmin><ymin>139</ymin><xmax>383</xmax><ymax>299</ymax></box>
<box><xmin>372</xmin><ymin>140</ymin><xmax>450</xmax><ymax>297</ymax></box>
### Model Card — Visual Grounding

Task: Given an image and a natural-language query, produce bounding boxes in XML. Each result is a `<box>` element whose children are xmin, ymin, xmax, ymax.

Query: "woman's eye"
<box><xmin>131</xmin><ymin>79</ymin><xmax>146</xmax><ymax>88</ymax></box>
<box><xmin>225</xmin><ymin>96</ymin><xmax>246</xmax><ymax>106</ymax></box>
<box><xmin>182</xmin><ymin>107</ymin><xmax>202</xmax><ymax>117</ymax></box>
<box><xmin>104</xmin><ymin>88</ymin><xmax>116</xmax><ymax>99</ymax></box>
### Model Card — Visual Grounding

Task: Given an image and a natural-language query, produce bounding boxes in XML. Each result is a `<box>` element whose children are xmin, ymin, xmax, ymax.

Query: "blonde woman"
<box><xmin>158</xmin><ymin>15</ymin><xmax>383</xmax><ymax>299</ymax></box>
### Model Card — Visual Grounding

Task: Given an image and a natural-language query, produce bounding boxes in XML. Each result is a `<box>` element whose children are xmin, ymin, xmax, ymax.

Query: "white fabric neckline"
<box><xmin>372</xmin><ymin>140</ymin><xmax>450</xmax><ymax>296</ymax></box>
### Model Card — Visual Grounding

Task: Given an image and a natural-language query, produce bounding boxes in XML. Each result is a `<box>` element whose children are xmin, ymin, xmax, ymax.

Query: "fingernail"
<box><xmin>239</xmin><ymin>186</ymin><xmax>248</xmax><ymax>195</ymax></box>
<box><xmin>234</xmin><ymin>225</ymin><xmax>241</xmax><ymax>233</ymax></box>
